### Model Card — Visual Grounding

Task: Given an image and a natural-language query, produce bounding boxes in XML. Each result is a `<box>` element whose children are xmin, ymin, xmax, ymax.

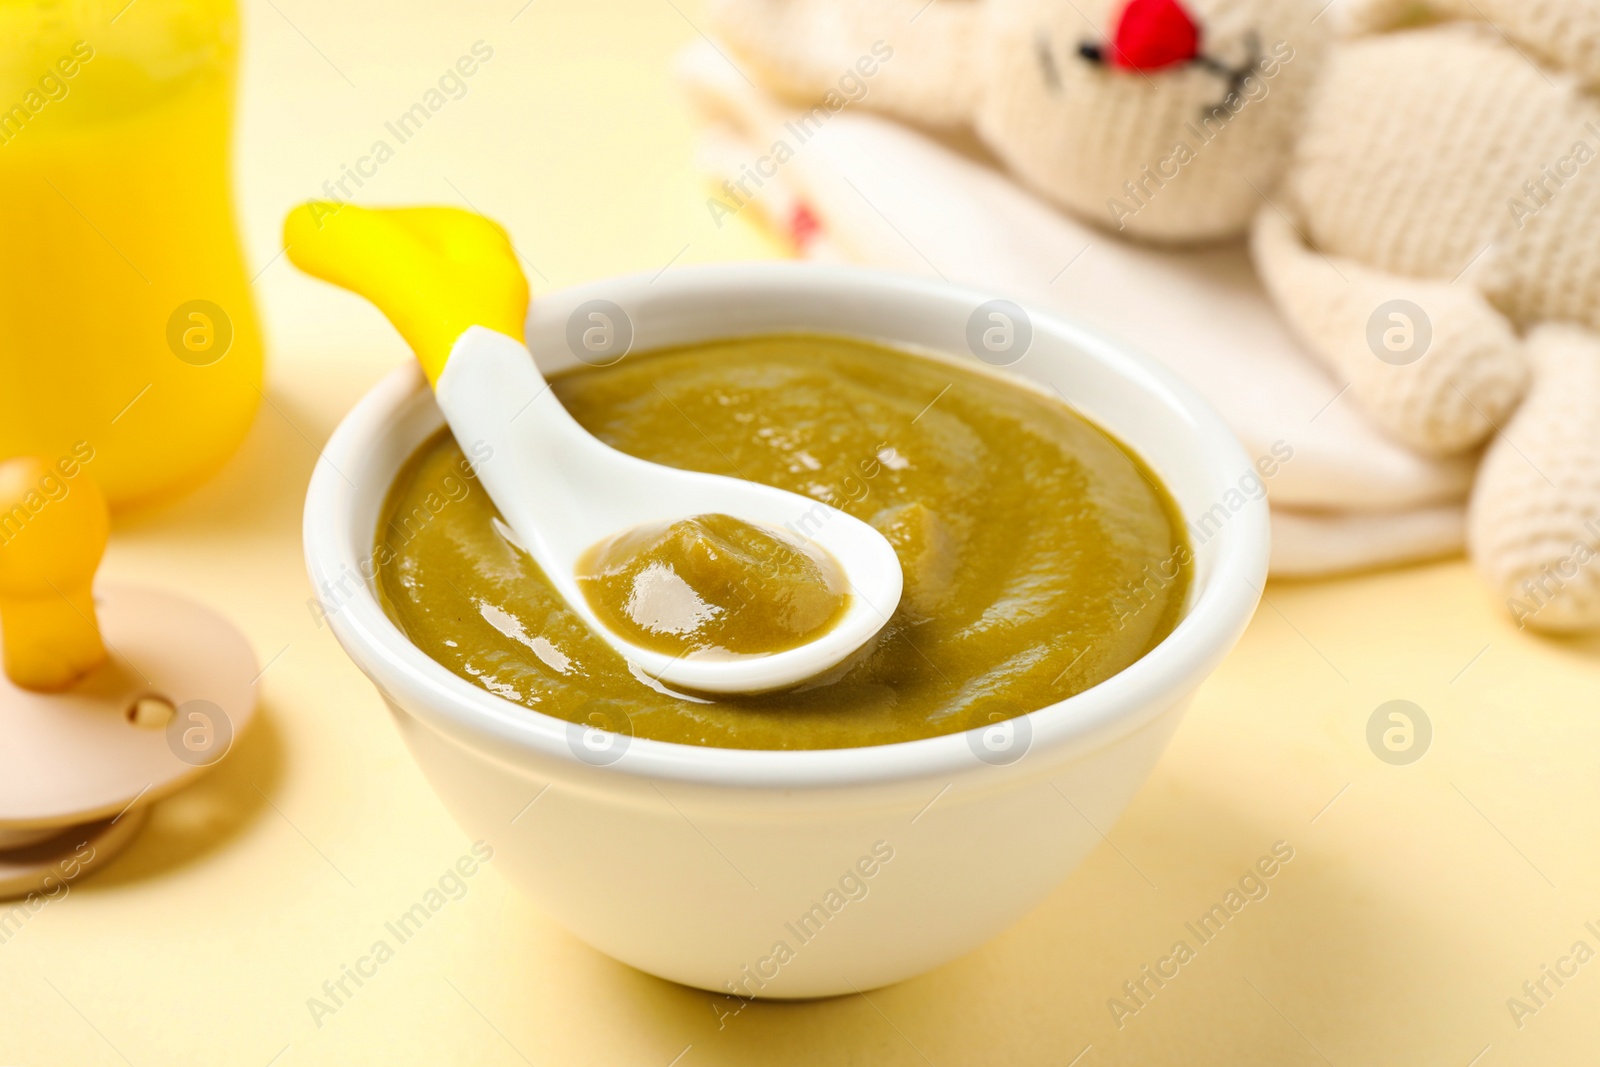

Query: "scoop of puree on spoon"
<box><xmin>284</xmin><ymin>203</ymin><xmax>902</xmax><ymax>694</ymax></box>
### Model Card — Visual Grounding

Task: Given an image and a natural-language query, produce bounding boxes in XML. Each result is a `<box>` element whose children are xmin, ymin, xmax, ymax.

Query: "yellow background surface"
<box><xmin>4</xmin><ymin>1</ymin><xmax>1600</xmax><ymax>1064</ymax></box>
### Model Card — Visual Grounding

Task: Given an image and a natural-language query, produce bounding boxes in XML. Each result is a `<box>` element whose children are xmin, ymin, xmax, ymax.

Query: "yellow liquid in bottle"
<box><xmin>0</xmin><ymin>0</ymin><xmax>263</xmax><ymax>509</ymax></box>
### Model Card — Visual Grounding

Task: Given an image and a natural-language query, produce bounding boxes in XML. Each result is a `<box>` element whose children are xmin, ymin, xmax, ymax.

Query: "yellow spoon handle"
<box><xmin>283</xmin><ymin>203</ymin><xmax>530</xmax><ymax>384</ymax></box>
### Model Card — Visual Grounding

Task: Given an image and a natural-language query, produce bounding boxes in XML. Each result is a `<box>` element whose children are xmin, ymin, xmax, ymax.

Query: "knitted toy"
<box><xmin>707</xmin><ymin>0</ymin><xmax>1326</xmax><ymax>242</ymax></box>
<box><xmin>1250</xmin><ymin>0</ymin><xmax>1600</xmax><ymax>631</ymax></box>
<box><xmin>708</xmin><ymin>0</ymin><xmax>1600</xmax><ymax>632</ymax></box>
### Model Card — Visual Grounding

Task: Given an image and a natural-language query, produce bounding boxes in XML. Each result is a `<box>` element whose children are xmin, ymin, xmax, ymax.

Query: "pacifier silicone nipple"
<box><xmin>0</xmin><ymin>459</ymin><xmax>259</xmax><ymax>898</ymax></box>
<box><xmin>0</xmin><ymin>458</ymin><xmax>109</xmax><ymax>691</ymax></box>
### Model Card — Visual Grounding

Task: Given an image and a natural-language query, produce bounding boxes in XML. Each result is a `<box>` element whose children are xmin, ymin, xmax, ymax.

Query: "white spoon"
<box><xmin>286</xmin><ymin>204</ymin><xmax>902</xmax><ymax>694</ymax></box>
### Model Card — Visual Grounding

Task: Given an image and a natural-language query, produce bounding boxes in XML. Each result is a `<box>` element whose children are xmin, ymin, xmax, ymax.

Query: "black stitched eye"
<box><xmin>1078</xmin><ymin>42</ymin><xmax>1105</xmax><ymax>64</ymax></box>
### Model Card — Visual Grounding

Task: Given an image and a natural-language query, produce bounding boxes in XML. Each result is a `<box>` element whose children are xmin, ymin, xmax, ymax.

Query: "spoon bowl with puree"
<box><xmin>283</xmin><ymin>204</ymin><xmax>902</xmax><ymax>694</ymax></box>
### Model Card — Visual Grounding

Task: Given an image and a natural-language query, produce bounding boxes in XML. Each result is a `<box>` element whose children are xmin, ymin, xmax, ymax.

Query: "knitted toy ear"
<box><xmin>708</xmin><ymin>0</ymin><xmax>984</xmax><ymax>128</ymax></box>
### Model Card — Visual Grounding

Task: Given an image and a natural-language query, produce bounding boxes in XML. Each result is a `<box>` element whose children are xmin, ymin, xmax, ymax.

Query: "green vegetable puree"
<box><xmin>576</xmin><ymin>513</ymin><xmax>850</xmax><ymax>657</ymax></box>
<box><xmin>375</xmin><ymin>334</ymin><xmax>1190</xmax><ymax>751</ymax></box>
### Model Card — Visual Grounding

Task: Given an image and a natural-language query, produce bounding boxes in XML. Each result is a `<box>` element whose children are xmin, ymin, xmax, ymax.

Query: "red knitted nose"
<box><xmin>1109</xmin><ymin>0</ymin><xmax>1202</xmax><ymax>70</ymax></box>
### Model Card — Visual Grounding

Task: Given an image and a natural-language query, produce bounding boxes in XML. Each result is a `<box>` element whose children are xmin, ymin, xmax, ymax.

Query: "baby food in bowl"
<box><xmin>305</xmin><ymin>261</ymin><xmax>1266</xmax><ymax>997</ymax></box>
<box><xmin>375</xmin><ymin>333</ymin><xmax>1191</xmax><ymax>750</ymax></box>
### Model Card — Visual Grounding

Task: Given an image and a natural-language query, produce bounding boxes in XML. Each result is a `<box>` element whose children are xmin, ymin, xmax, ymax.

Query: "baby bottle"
<box><xmin>0</xmin><ymin>0</ymin><xmax>263</xmax><ymax>509</ymax></box>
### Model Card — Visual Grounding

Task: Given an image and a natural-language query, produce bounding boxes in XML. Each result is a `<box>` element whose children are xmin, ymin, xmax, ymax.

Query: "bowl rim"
<box><xmin>303</xmin><ymin>262</ymin><xmax>1269</xmax><ymax>792</ymax></box>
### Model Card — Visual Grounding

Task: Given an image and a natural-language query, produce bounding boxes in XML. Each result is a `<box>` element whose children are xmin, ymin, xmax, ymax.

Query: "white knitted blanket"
<box><xmin>678</xmin><ymin>39</ymin><xmax>1473</xmax><ymax>576</ymax></box>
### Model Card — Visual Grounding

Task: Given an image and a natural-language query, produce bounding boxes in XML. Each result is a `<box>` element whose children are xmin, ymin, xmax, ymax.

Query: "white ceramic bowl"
<box><xmin>304</xmin><ymin>263</ymin><xmax>1268</xmax><ymax>998</ymax></box>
